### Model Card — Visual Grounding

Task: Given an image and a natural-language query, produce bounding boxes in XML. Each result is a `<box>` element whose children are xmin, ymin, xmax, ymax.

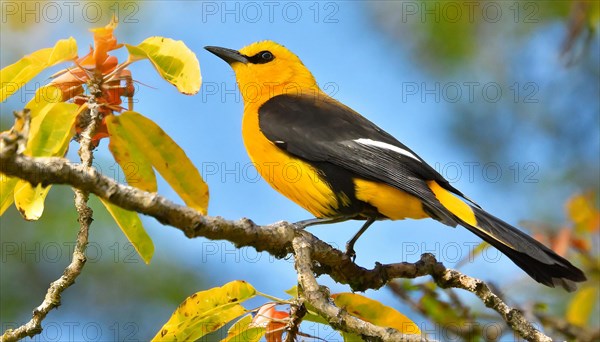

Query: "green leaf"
<box><xmin>105</xmin><ymin>115</ymin><xmax>158</xmax><ymax>192</ymax></box>
<box><xmin>1</xmin><ymin>38</ymin><xmax>77</xmax><ymax>102</ymax></box>
<box><xmin>116</xmin><ymin>111</ymin><xmax>209</xmax><ymax>214</ymax></box>
<box><xmin>153</xmin><ymin>280</ymin><xmax>256</xmax><ymax>341</ymax></box>
<box><xmin>302</xmin><ymin>309</ymin><xmax>330</xmax><ymax>326</ymax></box>
<box><xmin>126</xmin><ymin>37</ymin><xmax>201</xmax><ymax>95</ymax></box>
<box><xmin>420</xmin><ymin>293</ymin><xmax>459</xmax><ymax>325</ymax></box>
<box><xmin>332</xmin><ymin>293</ymin><xmax>421</xmax><ymax>335</ymax></box>
<box><xmin>284</xmin><ymin>285</ymin><xmax>298</xmax><ymax>297</ymax></box>
<box><xmin>221</xmin><ymin>314</ymin><xmax>265</xmax><ymax>342</ymax></box>
<box><xmin>566</xmin><ymin>286</ymin><xmax>597</xmax><ymax>327</ymax></box>
<box><xmin>0</xmin><ymin>175</ymin><xmax>18</xmax><ymax>216</ymax></box>
<box><xmin>99</xmin><ymin>198</ymin><xmax>154</xmax><ymax>264</ymax></box>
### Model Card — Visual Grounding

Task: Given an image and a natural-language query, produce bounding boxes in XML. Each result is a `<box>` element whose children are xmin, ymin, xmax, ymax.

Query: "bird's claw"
<box><xmin>345</xmin><ymin>242</ymin><xmax>357</xmax><ymax>262</ymax></box>
<box><xmin>292</xmin><ymin>222</ymin><xmax>307</xmax><ymax>230</ymax></box>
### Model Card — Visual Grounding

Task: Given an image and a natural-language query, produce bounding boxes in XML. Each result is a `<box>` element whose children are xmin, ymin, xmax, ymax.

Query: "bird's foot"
<box><xmin>345</xmin><ymin>241</ymin><xmax>357</xmax><ymax>262</ymax></box>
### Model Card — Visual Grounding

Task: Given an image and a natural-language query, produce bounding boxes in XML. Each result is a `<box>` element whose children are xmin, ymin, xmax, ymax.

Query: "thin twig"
<box><xmin>388</xmin><ymin>281</ymin><xmax>507</xmax><ymax>340</ymax></box>
<box><xmin>284</xmin><ymin>296</ymin><xmax>306</xmax><ymax>342</ymax></box>
<box><xmin>431</xmin><ymin>264</ymin><xmax>552</xmax><ymax>342</ymax></box>
<box><xmin>0</xmin><ymin>110</ymin><xmax>30</xmax><ymax>156</ymax></box>
<box><xmin>1</xmin><ymin>105</ymin><xmax>100</xmax><ymax>342</ymax></box>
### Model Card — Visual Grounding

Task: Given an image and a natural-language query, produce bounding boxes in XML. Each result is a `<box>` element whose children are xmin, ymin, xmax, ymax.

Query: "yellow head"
<box><xmin>205</xmin><ymin>41</ymin><xmax>319</xmax><ymax>104</ymax></box>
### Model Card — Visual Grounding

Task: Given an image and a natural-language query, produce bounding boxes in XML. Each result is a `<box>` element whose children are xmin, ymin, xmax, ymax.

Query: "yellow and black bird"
<box><xmin>205</xmin><ymin>41</ymin><xmax>586</xmax><ymax>291</ymax></box>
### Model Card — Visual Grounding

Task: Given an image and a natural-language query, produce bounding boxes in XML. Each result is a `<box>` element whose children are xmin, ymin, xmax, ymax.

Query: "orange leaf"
<box><xmin>571</xmin><ymin>238</ymin><xmax>591</xmax><ymax>252</ymax></box>
<box><xmin>251</xmin><ymin>304</ymin><xmax>288</xmax><ymax>342</ymax></box>
<box><xmin>551</xmin><ymin>228</ymin><xmax>572</xmax><ymax>257</ymax></box>
<box><xmin>89</xmin><ymin>15</ymin><xmax>121</xmax><ymax>69</ymax></box>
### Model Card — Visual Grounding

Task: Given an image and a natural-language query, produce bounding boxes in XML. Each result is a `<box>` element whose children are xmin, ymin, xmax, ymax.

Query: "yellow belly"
<box><xmin>353</xmin><ymin>178</ymin><xmax>428</xmax><ymax>220</ymax></box>
<box><xmin>242</xmin><ymin>110</ymin><xmax>341</xmax><ymax>218</ymax></box>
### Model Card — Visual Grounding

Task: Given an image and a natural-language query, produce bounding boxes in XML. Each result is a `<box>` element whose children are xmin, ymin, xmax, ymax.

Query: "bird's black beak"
<box><xmin>205</xmin><ymin>46</ymin><xmax>248</xmax><ymax>65</ymax></box>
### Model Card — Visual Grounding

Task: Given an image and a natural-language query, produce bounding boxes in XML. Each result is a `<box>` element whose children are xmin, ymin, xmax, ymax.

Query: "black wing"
<box><xmin>258</xmin><ymin>93</ymin><xmax>471</xmax><ymax>224</ymax></box>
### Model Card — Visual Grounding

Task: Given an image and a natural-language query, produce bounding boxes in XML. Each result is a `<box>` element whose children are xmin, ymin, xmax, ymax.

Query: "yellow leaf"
<box><xmin>24</xmin><ymin>102</ymin><xmax>80</xmax><ymax>157</ymax></box>
<box><xmin>25</xmin><ymin>85</ymin><xmax>65</xmax><ymax>119</ymax></box>
<box><xmin>332</xmin><ymin>293</ymin><xmax>421</xmax><ymax>335</ymax></box>
<box><xmin>99</xmin><ymin>198</ymin><xmax>154</xmax><ymax>264</ymax></box>
<box><xmin>11</xmin><ymin>102</ymin><xmax>79</xmax><ymax>220</ymax></box>
<box><xmin>566</xmin><ymin>193</ymin><xmax>600</xmax><ymax>233</ymax></box>
<box><xmin>587</xmin><ymin>0</ymin><xmax>600</xmax><ymax>31</ymax></box>
<box><xmin>566</xmin><ymin>286</ymin><xmax>598</xmax><ymax>327</ymax></box>
<box><xmin>1</xmin><ymin>38</ymin><xmax>78</xmax><ymax>102</ymax></box>
<box><xmin>153</xmin><ymin>280</ymin><xmax>256</xmax><ymax>341</ymax></box>
<box><xmin>105</xmin><ymin>115</ymin><xmax>157</xmax><ymax>192</ymax></box>
<box><xmin>116</xmin><ymin>111</ymin><xmax>208</xmax><ymax>214</ymax></box>
<box><xmin>125</xmin><ymin>37</ymin><xmax>201</xmax><ymax>95</ymax></box>
<box><xmin>221</xmin><ymin>314</ymin><xmax>265</xmax><ymax>342</ymax></box>
<box><xmin>158</xmin><ymin>305</ymin><xmax>246</xmax><ymax>342</ymax></box>
<box><xmin>13</xmin><ymin>181</ymin><xmax>51</xmax><ymax>221</ymax></box>
<box><xmin>341</xmin><ymin>332</ymin><xmax>364</xmax><ymax>342</ymax></box>
<box><xmin>1</xmin><ymin>175</ymin><xmax>18</xmax><ymax>216</ymax></box>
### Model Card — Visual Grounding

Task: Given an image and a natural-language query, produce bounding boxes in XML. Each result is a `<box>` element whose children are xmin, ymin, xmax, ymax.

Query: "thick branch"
<box><xmin>0</xmin><ymin>151</ymin><xmax>553</xmax><ymax>341</ymax></box>
<box><xmin>0</xmin><ymin>152</ymin><xmax>445</xmax><ymax>286</ymax></box>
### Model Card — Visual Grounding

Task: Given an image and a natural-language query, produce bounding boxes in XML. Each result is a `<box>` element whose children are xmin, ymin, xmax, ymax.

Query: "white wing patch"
<box><xmin>354</xmin><ymin>138</ymin><xmax>421</xmax><ymax>162</ymax></box>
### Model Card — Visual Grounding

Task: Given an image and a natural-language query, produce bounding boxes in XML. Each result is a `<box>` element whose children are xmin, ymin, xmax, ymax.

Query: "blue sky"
<box><xmin>3</xmin><ymin>1</ymin><xmax>596</xmax><ymax>339</ymax></box>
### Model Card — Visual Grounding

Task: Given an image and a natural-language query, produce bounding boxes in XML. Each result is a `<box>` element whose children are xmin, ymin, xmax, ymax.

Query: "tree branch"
<box><xmin>283</xmin><ymin>295</ymin><xmax>306</xmax><ymax>342</ymax></box>
<box><xmin>431</xmin><ymin>263</ymin><xmax>551</xmax><ymax>342</ymax></box>
<box><xmin>388</xmin><ymin>281</ymin><xmax>491</xmax><ymax>339</ymax></box>
<box><xmin>292</xmin><ymin>234</ymin><xmax>428</xmax><ymax>341</ymax></box>
<box><xmin>0</xmin><ymin>143</ymin><xmax>553</xmax><ymax>341</ymax></box>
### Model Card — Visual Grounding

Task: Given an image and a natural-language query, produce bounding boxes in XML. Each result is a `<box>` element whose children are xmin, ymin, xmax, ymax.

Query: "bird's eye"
<box><xmin>247</xmin><ymin>50</ymin><xmax>275</xmax><ymax>64</ymax></box>
<box><xmin>261</xmin><ymin>51</ymin><xmax>274</xmax><ymax>61</ymax></box>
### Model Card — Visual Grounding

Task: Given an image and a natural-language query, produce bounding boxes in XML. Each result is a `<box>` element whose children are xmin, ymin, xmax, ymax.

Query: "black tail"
<box><xmin>461</xmin><ymin>206</ymin><xmax>587</xmax><ymax>291</ymax></box>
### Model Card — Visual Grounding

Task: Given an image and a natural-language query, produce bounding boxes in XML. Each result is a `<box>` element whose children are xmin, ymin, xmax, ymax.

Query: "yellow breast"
<box><xmin>241</xmin><ymin>102</ymin><xmax>340</xmax><ymax>218</ymax></box>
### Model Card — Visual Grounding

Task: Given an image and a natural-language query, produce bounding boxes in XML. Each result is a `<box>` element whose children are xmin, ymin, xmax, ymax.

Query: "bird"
<box><xmin>205</xmin><ymin>41</ymin><xmax>586</xmax><ymax>291</ymax></box>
